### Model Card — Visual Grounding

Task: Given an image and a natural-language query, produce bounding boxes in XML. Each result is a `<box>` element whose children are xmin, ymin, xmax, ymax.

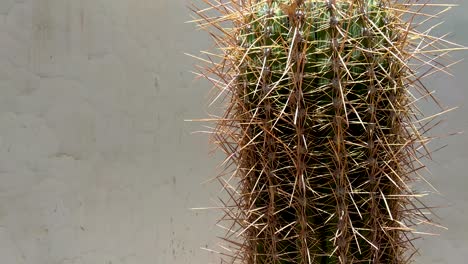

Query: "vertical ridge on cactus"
<box><xmin>188</xmin><ymin>0</ymin><xmax>464</xmax><ymax>263</ymax></box>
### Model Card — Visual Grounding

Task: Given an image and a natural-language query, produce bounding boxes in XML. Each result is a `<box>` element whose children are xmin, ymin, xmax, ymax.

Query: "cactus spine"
<box><xmin>189</xmin><ymin>0</ymin><xmax>462</xmax><ymax>263</ymax></box>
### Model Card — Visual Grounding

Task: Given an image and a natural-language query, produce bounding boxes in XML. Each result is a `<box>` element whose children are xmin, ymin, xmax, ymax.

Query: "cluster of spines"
<box><xmin>189</xmin><ymin>0</ymin><xmax>462</xmax><ymax>263</ymax></box>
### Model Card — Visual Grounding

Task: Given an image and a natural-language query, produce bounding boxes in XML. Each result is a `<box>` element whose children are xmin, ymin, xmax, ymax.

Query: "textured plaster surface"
<box><xmin>0</xmin><ymin>0</ymin><xmax>466</xmax><ymax>263</ymax></box>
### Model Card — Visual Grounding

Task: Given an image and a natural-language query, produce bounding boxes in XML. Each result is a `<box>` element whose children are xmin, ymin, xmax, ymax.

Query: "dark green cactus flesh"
<box><xmin>190</xmin><ymin>0</ymin><xmax>462</xmax><ymax>263</ymax></box>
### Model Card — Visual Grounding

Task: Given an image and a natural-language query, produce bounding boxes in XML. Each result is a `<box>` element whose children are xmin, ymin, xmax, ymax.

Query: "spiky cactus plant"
<box><xmin>189</xmin><ymin>0</ymin><xmax>463</xmax><ymax>263</ymax></box>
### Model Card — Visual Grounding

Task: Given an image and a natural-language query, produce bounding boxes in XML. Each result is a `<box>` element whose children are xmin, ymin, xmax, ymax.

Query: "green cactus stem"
<box><xmin>189</xmin><ymin>0</ymin><xmax>463</xmax><ymax>263</ymax></box>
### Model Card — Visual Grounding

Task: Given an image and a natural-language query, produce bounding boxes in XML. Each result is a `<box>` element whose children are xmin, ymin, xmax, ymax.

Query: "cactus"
<box><xmin>189</xmin><ymin>0</ymin><xmax>463</xmax><ymax>263</ymax></box>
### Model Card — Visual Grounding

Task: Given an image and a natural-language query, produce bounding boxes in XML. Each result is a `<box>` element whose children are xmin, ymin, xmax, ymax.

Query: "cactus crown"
<box><xmin>189</xmin><ymin>0</ymin><xmax>463</xmax><ymax>263</ymax></box>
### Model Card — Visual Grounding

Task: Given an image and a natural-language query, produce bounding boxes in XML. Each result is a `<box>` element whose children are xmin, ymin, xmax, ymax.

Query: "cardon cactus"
<box><xmin>189</xmin><ymin>0</ymin><xmax>463</xmax><ymax>263</ymax></box>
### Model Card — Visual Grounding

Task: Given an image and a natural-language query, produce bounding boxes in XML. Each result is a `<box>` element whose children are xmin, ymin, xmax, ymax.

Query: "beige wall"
<box><xmin>0</xmin><ymin>0</ymin><xmax>466</xmax><ymax>263</ymax></box>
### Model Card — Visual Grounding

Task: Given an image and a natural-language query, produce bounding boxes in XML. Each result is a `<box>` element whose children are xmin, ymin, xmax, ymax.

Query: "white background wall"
<box><xmin>0</xmin><ymin>0</ymin><xmax>466</xmax><ymax>263</ymax></box>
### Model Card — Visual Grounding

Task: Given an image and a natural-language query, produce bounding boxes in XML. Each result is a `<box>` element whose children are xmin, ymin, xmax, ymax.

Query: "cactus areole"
<box><xmin>190</xmin><ymin>0</ymin><xmax>462</xmax><ymax>263</ymax></box>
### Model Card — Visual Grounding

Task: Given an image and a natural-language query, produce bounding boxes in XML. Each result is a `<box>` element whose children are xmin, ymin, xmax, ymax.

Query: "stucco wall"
<box><xmin>0</xmin><ymin>0</ymin><xmax>466</xmax><ymax>263</ymax></box>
